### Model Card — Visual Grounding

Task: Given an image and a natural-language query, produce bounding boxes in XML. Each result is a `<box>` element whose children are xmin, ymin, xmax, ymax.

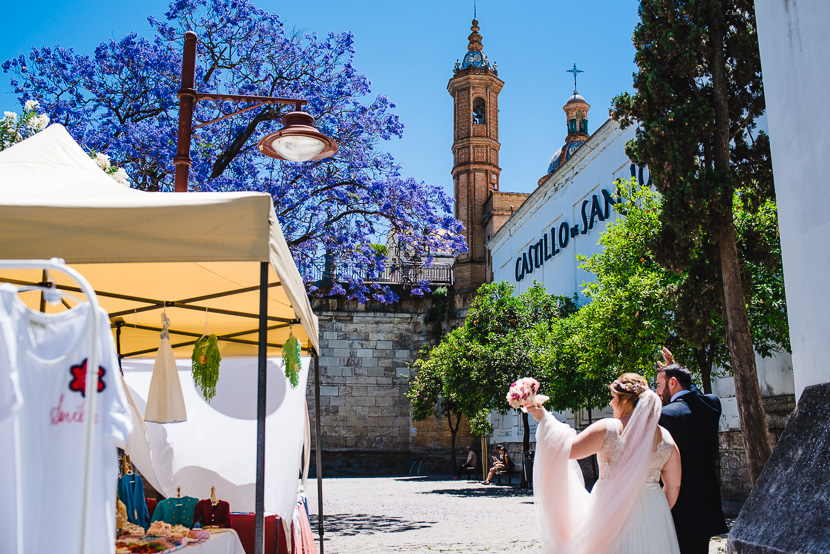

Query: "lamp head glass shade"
<box><xmin>258</xmin><ymin>111</ymin><xmax>338</xmax><ymax>162</ymax></box>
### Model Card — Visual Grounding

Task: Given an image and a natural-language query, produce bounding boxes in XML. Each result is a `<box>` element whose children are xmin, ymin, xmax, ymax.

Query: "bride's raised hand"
<box><xmin>526</xmin><ymin>402</ymin><xmax>545</xmax><ymax>421</ymax></box>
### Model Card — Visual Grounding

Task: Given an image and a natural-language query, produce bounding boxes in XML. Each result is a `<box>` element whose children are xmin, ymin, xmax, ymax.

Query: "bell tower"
<box><xmin>448</xmin><ymin>17</ymin><xmax>503</xmax><ymax>293</ymax></box>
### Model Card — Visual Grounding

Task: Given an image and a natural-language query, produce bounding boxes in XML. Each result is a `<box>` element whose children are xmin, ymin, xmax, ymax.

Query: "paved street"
<box><xmin>306</xmin><ymin>476</ymin><xmax>730</xmax><ymax>553</ymax></box>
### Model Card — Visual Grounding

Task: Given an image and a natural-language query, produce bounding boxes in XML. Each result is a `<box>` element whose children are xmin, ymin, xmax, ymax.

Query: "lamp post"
<box><xmin>171</xmin><ymin>31</ymin><xmax>337</xmax><ymax>554</ymax></box>
<box><xmin>173</xmin><ymin>31</ymin><xmax>337</xmax><ymax>192</ymax></box>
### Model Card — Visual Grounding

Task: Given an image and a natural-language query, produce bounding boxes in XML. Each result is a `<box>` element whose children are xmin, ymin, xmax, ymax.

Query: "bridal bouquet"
<box><xmin>506</xmin><ymin>377</ymin><xmax>549</xmax><ymax>410</ymax></box>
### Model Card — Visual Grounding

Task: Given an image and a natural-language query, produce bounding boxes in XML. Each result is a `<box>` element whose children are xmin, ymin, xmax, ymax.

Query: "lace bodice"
<box><xmin>598</xmin><ymin>419</ymin><xmax>674</xmax><ymax>482</ymax></box>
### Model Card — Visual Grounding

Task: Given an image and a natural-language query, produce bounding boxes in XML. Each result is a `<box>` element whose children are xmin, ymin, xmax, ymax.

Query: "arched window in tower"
<box><xmin>576</xmin><ymin>110</ymin><xmax>588</xmax><ymax>134</ymax></box>
<box><xmin>472</xmin><ymin>97</ymin><xmax>486</xmax><ymax>125</ymax></box>
<box><xmin>568</xmin><ymin>118</ymin><xmax>577</xmax><ymax>134</ymax></box>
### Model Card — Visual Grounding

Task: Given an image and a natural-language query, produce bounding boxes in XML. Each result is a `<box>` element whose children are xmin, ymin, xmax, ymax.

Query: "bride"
<box><xmin>526</xmin><ymin>373</ymin><xmax>682</xmax><ymax>554</ymax></box>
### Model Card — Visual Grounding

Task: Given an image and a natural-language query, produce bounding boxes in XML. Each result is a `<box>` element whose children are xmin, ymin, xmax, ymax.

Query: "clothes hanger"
<box><xmin>210</xmin><ymin>486</ymin><xmax>218</xmax><ymax>506</ymax></box>
<box><xmin>15</xmin><ymin>278</ymin><xmax>85</xmax><ymax>307</ymax></box>
<box><xmin>176</xmin><ymin>487</ymin><xmax>181</xmax><ymax>498</ymax></box>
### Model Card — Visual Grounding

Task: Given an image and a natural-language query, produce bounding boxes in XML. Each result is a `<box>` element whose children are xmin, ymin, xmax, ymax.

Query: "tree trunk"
<box><xmin>693</xmin><ymin>347</ymin><xmax>713</xmax><ymax>394</ymax></box>
<box><xmin>448</xmin><ymin>412</ymin><xmax>461</xmax><ymax>473</ymax></box>
<box><xmin>520</xmin><ymin>411</ymin><xmax>530</xmax><ymax>488</ymax></box>
<box><xmin>709</xmin><ymin>6</ymin><xmax>774</xmax><ymax>483</ymax></box>
<box><xmin>587</xmin><ymin>401</ymin><xmax>599</xmax><ymax>481</ymax></box>
<box><xmin>716</xmin><ymin>224</ymin><xmax>773</xmax><ymax>482</ymax></box>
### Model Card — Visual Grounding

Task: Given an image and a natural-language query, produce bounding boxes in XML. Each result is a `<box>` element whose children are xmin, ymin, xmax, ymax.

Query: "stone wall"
<box><xmin>718</xmin><ymin>394</ymin><xmax>796</xmax><ymax>501</ymax></box>
<box><xmin>308</xmin><ymin>293</ymin><xmax>476</xmax><ymax>476</ymax></box>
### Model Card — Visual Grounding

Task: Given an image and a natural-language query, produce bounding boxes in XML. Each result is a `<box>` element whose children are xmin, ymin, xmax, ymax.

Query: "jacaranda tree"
<box><xmin>2</xmin><ymin>0</ymin><xmax>465</xmax><ymax>302</ymax></box>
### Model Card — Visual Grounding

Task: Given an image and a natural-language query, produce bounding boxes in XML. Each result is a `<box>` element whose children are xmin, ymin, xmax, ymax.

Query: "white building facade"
<box><xmin>486</xmin><ymin>114</ymin><xmax>793</xmax><ymax>452</ymax></box>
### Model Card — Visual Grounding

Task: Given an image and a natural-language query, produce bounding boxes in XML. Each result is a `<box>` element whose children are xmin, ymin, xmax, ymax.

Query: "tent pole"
<box><xmin>314</xmin><ymin>350</ymin><xmax>325</xmax><ymax>554</ymax></box>
<box><xmin>254</xmin><ymin>261</ymin><xmax>268</xmax><ymax>554</ymax></box>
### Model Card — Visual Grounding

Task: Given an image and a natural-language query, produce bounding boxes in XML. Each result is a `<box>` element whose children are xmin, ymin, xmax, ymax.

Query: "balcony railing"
<box><xmin>304</xmin><ymin>262</ymin><xmax>453</xmax><ymax>287</ymax></box>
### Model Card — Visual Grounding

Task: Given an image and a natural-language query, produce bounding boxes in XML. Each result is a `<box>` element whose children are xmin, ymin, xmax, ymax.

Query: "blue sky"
<box><xmin>0</xmin><ymin>0</ymin><xmax>640</xmax><ymax>196</ymax></box>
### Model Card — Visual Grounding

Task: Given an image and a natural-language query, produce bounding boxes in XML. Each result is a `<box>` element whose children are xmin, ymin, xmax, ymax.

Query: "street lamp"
<box><xmin>169</xmin><ymin>31</ymin><xmax>337</xmax><ymax>554</ymax></box>
<box><xmin>173</xmin><ymin>31</ymin><xmax>337</xmax><ymax>192</ymax></box>
<box><xmin>258</xmin><ymin>111</ymin><xmax>338</xmax><ymax>161</ymax></box>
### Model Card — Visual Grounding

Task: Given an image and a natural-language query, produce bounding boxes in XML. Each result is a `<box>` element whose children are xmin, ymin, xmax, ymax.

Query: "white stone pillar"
<box><xmin>754</xmin><ymin>0</ymin><xmax>830</xmax><ymax>399</ymax></box>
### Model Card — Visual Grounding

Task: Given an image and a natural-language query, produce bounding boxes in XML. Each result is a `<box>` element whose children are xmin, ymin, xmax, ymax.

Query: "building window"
<box><xmin>473</xmin><ymin>97</ymin><xmax>486</xmax><ymax>125</ymax></box>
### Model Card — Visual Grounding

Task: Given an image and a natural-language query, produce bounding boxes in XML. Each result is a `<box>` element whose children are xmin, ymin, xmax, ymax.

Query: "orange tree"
<box><xmin>409</xmin><ymin>281</ymin><xmax>577</xmax><ymax>486</ymax></box>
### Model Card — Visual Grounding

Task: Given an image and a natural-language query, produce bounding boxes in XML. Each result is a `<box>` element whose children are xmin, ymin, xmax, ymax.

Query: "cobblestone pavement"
<box><xmin>306</xmin><ymin>476</ymin><xmax>731</xmax><ymax>553</ymax></box>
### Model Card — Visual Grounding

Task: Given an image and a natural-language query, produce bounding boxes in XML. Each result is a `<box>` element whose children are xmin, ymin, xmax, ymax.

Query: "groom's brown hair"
<box><xmin>658</xmin><ymin>363</ymin><xmax>692</xmax><ymax>390</ymax></box>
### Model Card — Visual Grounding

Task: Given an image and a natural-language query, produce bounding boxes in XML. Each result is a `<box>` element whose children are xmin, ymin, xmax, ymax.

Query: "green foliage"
<box><xmin>424</xmin><ymin>286</ymin><xmax>449</xmax><ymax>343</ymax></box>
<box><xmin>411</xmin><ymin>281</ymin><xmax>578</xmax><ymax>435</ymax></box>
<box><xmin>612</xmin><ymin>0</ymin><xmax>770</xmax><ymax>299</ymax></box>
<box><xmin>0</xmin><ymin>100</ymin><xmax>50</xmax><ymax>151</ymax></box>
<box><xmin>282</xmin><ymin>333</ymin><xmax>302</xmax><ymax>388</ymax></box>
<box><xmin>192</xmin><ymin>334</ymin><xmax>221</xmax><ymax>402</ymax></box>
<box><xmin>735</xmin><ymin>196</ymin><xmax>790</xmax><ymax>357</ymax></box>
<box><xmin>611</xmin><ymin>0</ymin><xmax>784</xmax><ymax>404</ymax></box>
<box><xmin>572</xmin><ymin>178</ymin><xmax>788</xmax><ymax>391</ymax></box>
<box><xmin>368</xmin><ymin>243</ymin><xmax>388</xmax><ymax>257</ymax></box>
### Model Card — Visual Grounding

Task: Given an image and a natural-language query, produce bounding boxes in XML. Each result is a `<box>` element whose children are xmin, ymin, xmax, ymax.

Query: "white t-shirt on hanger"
<box><xmin>0</xmin><ymin>285</ymin><xmax>133</xmax><ymax>554</ymax></box>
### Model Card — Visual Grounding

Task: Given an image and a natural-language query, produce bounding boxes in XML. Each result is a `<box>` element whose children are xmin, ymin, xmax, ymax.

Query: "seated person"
<box><xmin>453</xmin><ymin>446</ymin><xmax>478</xmax><ymax>479</ymax></box>
<box><xmin>482</xmin><ymin>445</ymin><xmax>513</xmax><ymax>485</ymax></box>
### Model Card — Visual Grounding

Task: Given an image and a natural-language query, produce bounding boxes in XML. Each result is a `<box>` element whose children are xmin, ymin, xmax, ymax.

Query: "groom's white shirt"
<box><xmin>670</xmin><ymin>389</ymin><xmax>691</xmax><ymax>402</ymax></box>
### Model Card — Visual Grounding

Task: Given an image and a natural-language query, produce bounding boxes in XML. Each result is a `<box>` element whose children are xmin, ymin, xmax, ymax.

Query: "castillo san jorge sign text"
<box><xmin>514</xmin><ymin>165</ymin><xmax>650</xmax><ymax>282</ymax></box>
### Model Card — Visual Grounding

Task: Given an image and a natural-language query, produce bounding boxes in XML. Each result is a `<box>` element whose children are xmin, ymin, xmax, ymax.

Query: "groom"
<box><xmin>656</xmin><ymin>358</ymin><xmax>728</xmax><ymax>554</ymax></box>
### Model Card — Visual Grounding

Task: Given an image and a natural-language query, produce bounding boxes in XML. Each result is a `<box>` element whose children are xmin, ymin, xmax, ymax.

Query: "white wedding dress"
<box><xmin>596</xmin><ymin>419</ymin><xmax>681</xmax><ymax>553</ymax></box>
<box><xmin>533</xmin><ymin>391</ymin><xmax>681</xmax><ymax>554</ymax></box>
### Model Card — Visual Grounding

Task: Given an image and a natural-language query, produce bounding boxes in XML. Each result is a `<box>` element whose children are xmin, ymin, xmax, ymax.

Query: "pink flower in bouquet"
<box><xmin>506</xmin><ymin>377</ymin><xmax>543</xmax><ymax>409</ymax></box>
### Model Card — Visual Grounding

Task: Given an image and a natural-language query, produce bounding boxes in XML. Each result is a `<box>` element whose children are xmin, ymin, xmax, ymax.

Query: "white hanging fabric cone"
<box><xmin>145</xmin><ymin>314</ymin><xmax>187</xmax><ymax>423</ymax></box>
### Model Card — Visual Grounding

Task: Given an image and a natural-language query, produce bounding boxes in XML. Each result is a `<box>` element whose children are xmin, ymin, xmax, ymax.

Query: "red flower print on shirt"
<box><xmin>68</xmin><ymin>359</ymin><xmax>106</xmax><ymax>397</ymax></box>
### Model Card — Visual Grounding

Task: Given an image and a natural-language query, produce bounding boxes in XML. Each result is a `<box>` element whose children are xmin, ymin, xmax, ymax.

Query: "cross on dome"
<box><xmin>566</xmin><ymin>63</ymin><xmax>584</xmax><ymax>94</ymax></box>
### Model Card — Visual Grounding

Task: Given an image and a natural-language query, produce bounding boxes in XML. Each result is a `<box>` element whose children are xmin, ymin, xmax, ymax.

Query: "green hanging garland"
<box><xmin>192</xmin><ymin>334</ymin><xmax>221</xmax><ymax>402</ymax></box>
<box><xmin>283</xmin><ymin>332</ymin><xmax>301</xmax><ymax>388</ymax></box>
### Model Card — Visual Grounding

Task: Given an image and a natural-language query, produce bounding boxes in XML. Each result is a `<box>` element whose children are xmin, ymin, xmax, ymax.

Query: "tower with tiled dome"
<box><xmin>540</xmin><ymin>64</ymin><xmax>591</xmax><ymax>184</ymax></box>
<box><xmin>447</xmin><ymin>16</ymin><xmax>505</xmax><ymax>292</ymax></box>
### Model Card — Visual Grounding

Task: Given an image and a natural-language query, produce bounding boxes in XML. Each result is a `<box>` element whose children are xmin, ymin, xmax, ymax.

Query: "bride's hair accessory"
<box><xmin>612</xmin><ymin>380</ymin><xmax>646</xmax><ymax>395</ymax></box>
<box><xmin>610</xmin><ymin>374</ymin><xmax>649</xmax><ymax>397</ymax></box>
<box><xmin>507</xmin><ymin>377</ymin><xmax>549</xmax><ymax>410</ymax></box>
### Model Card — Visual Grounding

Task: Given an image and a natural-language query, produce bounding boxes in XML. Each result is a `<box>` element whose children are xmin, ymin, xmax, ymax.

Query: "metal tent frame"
<box><xmin>3</xmin><ymin>262</ymin><xmax>327</xmax><ymax>554</ymax></box>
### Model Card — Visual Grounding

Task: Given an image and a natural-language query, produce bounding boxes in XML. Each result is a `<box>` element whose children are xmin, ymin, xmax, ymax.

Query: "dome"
<box><xmin>566</xmin><ymin>93</ymin><xmax>587</xmax><ymax>105</ymax></box>
<box><xmin>461</xmin><ymin>50</ymin><xmax>490</xmax><ymax>69</ymax></box>
<box><xmin>547</xmin><ymin>147</ymin><xmax>564</xmax><ymax>174</ymax></box>
<box><xmin>546</xmin><ymin>140</ymin><xmax>586</xmax><ymax>175</ymax></box>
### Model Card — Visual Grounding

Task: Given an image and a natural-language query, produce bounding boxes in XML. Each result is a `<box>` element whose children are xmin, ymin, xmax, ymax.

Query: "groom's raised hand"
<box><xmin>656</xmin><ymin>346</ymin><xmax>675</xmax><ymax>368</ymax></box>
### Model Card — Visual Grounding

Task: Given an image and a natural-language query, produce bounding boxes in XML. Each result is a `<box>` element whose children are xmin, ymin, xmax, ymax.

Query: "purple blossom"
<box><xmin>2</xmin><ymin>0</ymin><xmax>466</xmax><ymax>302</ymax></box>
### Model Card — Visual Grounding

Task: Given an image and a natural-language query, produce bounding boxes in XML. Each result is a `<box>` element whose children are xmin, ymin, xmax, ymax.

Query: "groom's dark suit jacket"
<box><xmin>659</xmin><ymin>385</ymin><xmax>728</xmax><ymax>541</ymax></box>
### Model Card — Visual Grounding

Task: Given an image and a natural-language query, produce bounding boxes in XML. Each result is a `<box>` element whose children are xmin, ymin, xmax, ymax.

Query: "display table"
<box><xmin>115</xmin><ymin>529</ymin><xmax>245</xmax><ymax>554</ymax></box>
<box><xmin>185</xmin><ymin>530</ymin><xmax>245</xmax><ymax>554</ymax></box>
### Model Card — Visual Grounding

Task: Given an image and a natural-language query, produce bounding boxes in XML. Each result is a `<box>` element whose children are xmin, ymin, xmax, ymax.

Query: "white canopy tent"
<box><xmin>0</xmin><ymin>125</ymin><xmax>325</xmax><ymax>553</ymax></box>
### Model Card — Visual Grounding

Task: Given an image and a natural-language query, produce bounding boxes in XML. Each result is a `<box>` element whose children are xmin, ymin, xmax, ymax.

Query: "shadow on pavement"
<box><xmin>310</xmin><ymin>513</ymin><xmax>435</xmax><ymax>536</ymax></box>
<box><xmin>393</xmin><ymin>475</ymin><xmax>459</xmax><ymax>482</ymax></box>
<box><xmin>419</xmin><ymin>486</ymin><xmax>534</xmax><ymax>498</ymax></box>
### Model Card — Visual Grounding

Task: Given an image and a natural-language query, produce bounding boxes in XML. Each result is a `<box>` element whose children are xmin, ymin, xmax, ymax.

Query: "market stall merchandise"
<box><xmin>122</xmin><ymin>356</ymin><xmax>310</xmax><ymax>523</ymax></box>
<box><xmin>0</xmin><ymin>125</ymin><xmax>324</xmax><ymax>554</ymax></box>
<box><xmin>0</xmin><ymin>272</ymin><xmax>131</xmax><ymax>554</ymax></box>
<box><xmin>115</xmin><ymin>527</ymin><xmax>244</xmax><ymax>554</ymax></box>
